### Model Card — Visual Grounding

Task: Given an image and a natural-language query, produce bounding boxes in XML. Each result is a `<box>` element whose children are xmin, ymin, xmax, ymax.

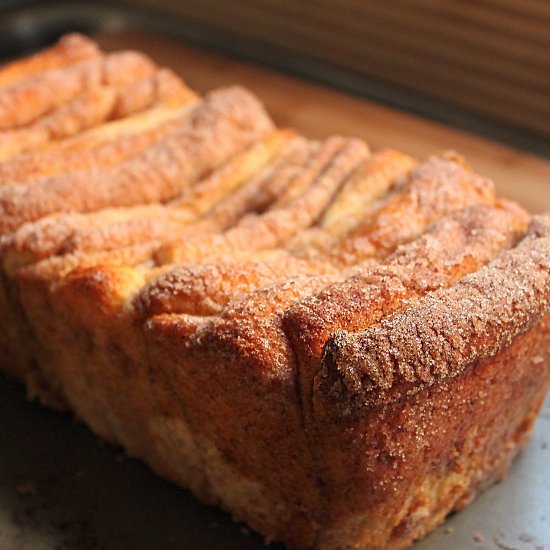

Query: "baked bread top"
<box><xmin>1</xmin><ymin>34</ymin><xmax>549</xmax><ymax>413</ymax></box>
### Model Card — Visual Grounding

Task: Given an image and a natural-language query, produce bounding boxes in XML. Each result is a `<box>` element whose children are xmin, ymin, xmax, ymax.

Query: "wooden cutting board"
<box><xmin>97</xmin><ymin>30</ymin><xmax>550</xmax><ymax>213</ymax></box>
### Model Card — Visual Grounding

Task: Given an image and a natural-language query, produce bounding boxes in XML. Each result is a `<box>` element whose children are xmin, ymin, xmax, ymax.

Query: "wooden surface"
<box><xmin>118</xmin><ymin>0</ymin><xmax>550</xmax><ymax>137</ymax></box>
<box><xmin>98</xmin><ymin>31</ymin><xmax>550</xmax><ymax>213</ymax></box>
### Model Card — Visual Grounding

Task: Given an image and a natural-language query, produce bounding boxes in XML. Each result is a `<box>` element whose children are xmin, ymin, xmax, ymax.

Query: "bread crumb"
<box><xmin>519</xmin><ymin>532</ymin><xmax>535</xmax><ymax>543</ymax></box>
<box><xmin>473</xmin><ymin>532</ymin><xmax>484</xmax><ymax>542</ymax></box>
<box><xmin>493</xmin><ymin>536</ymin><xmax>517</xmax><ymax>550</ymax></box>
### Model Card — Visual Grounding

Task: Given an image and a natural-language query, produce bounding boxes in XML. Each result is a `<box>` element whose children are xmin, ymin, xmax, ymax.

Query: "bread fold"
<box><xmin>0</xmin><ymin>86</ymin><xmax>274</xmax><ymax>233</ymax></box>
<box><xmin>0</xmin><ymin>68</ymin><xmax>196</xmax><ymax>160</ymax></box>
<box><xmin>0</xmin><ymin>50</ymin><xmax>157</xmax><ymax>131</ymax></box>
<box><xmin>321</xmin><ymin>213</ymin><xmax>550</xmax><ymax>409</ymax></box>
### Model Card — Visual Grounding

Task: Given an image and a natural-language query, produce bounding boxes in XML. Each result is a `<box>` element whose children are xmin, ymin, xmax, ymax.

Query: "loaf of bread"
<box><xmin>0</xmin><ymin>34</ymin><xmax>548</xmax><ymax>550</ymax></box>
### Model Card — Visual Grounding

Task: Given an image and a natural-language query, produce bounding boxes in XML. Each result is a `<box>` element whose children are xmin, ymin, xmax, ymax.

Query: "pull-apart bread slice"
<box><xmin>0</xmin><ymin>35</ymin><xmax>549</xmax><ymax>550</ymax></box>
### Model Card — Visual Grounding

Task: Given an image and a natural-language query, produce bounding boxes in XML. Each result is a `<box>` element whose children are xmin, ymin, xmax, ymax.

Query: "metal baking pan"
<box><xmin>0</xmin><ymin>3</ymin><xmax>548</xmax><ymax>549</ymax></box>
<box><xmin>1</xmin><ymin>377</ymin><xmax>548</xmax><ymax>549</ymax></box>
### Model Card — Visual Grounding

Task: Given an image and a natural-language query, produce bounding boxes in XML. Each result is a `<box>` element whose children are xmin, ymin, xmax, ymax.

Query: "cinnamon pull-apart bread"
<box><xmin>0</xmin><ymin>35</ymin><xmax>549</xmax><ymax>550</ymax></box>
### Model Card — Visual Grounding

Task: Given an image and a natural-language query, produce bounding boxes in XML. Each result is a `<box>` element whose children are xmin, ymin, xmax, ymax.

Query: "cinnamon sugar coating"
<box><xmin>0</xmin><ymin>34</ymin><xmax>100</xmax><ymax>88</ymax></box>
<box><xmin>1</xmin><ymin>130</ymin><xmax>291</xmax><ymax>271</ymax></box>
<box><xmin>0</xmin><ymin>68</ymin><xmax>195</xmax><ymax>160</ymax></box>
<box><xmin>0</xmin><ymin>103</ymin><xmax>195</xmax><ymax>184</ymax></box>
<box><xmin>0</xmin><ymin>51</ymin><xmax>156</xmax><ymax>131</ymax></box>
<box><xmin>0</xmin><ymin>35</ymin><xmax>549</xmax><ymax>550</ymax></box>
<box><xmin>154</xmin><ymin>137</ymin><xmax>368</xmax><ymax>265</ymax></box>
<box><xmin>286</xmin><ymin>201</ymin><xmax>529</xmax><ymax>346</ymax></box>
<box><xmin>320</xmin><ymin>214</ymin><xmax>550</xmax><ymax>411</ymax></box>
<box><xmin>111</xmin><ymin>68</ymin><xmax>195</xmax><ymax>119</ymax></box>
<box><xmin>0</xmin><ymin>86</ymin><xmax>274</xmax><ymax>233</ymax></box>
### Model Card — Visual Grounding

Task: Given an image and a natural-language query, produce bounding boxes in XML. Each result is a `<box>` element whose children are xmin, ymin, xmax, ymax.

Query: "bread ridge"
<box><xmin>320</xmin><ymin>216</ymin><xmax>550</xmax><ymax>410</ymax></box>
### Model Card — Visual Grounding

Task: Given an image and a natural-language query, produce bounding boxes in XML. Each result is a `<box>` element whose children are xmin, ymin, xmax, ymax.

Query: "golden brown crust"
<box><xmin>0</xmin><ymin>51</ymin><xmax>157</xmax><ymax>131</ymax></box>
<box><xmin>0</xmin><ymin>102</ymin><xmax>196</xmax><ymax>184</ymax></box>
<box><xmin>286</xmin><ymin>149</ymin><xmax>417</xmax><ymax>254</ymax></box>
<box><xmin>17</xmin><ymin>243</ymin><xmax>157</xmax><ymax>282</ymax></box>
<box><xmin>281</xmin><ymin>201</ymin><xmax>532</xmax><ymax>488</ymax></box>
<box><xmin>0</xmin><ymin>130</ymin><xmax>291</xmax><ymax>271</ymax></box>
<box><xmin>0</xmin><ymin>86</ymin><xmax>274</xmax><ymax>234</ymax></box>
<box><xmin>137</xmin><ymin>153</ymin><xmax>500</xmax><ymax>322</ymax></box>
<box><xmin>110</xmin><ymin>68</ymin><xmax>195</xmax><ymax>119</ymax></box>
<box><xmin>136</xmin><ymin>211</ymin><xmax>545</xmax><ymax>550</ymax></box>
<box><xmin>166</xmin><ymin>128</ymin><xmax>296</xmax><ymax>220</ymax></box>
<box><xmin>320</xmin><ymin>214</ymin><xmax>550</xmax><ymax>411</ymax></box>
<box><xmin>154</xmin><ymin>137</ymin><xmax>368</xmax><ymax>265</ymax></box>
<box><xmin>137</xmin><ymin>257</ymin><xmax>322</xmax><ymax>317</ymax></box>
<box><xmin>286</xmin><ymin>201</ymin><xmax>529</xmax><ymax>358</ymax></box>
<box><xmin>0</xmin><ymin>34</ymin><xmax>100</xmax><ymax>88</ymax></box>
<box><xmin>138</xmin><ymin>200</ymin><xmax>524</xmax><ymax>322</ymax></box>
<box><xmin>0</xmin><ymin>87</ymin><xmax>118</xmax><ymax>160</ymax></box>
<box><xmin>0</xmin><ymin>69</ymin><xmax>195</xmax><ymax>160</ymax></box>
<box><xmin>312</xmin><ymin>313</ymin><xmax>550</xmax><ymax>550</ymax></box>
<box><xmin>326</xmin><ymin>152</ymin><xmax>495</xmax><ymax>266</ymax></box>
<box><xmin>185</xmin><ymin>136</ymin><xmax>313</xmax><ymax>231</ymax></box>
<box><xmin>321</xmin><ymin>149</ymin><xmax>416</xmax><ymax>232</ymax></box>
<box><xmin>0</xmin><ymin>36</ymin><xmax>548</xmax><ymax>550</ymax></box>
<box><xmin>160</xmin><ymin>202</ymin><xmax>528</xmax><ymax>414</ymax></box>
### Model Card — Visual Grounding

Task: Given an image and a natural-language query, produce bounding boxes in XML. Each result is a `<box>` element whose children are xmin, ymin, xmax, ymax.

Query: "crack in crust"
<box><xmin>154</xmin><ymin>137</ymin><xmax>368</xmax><ymax>265</ymax></box>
